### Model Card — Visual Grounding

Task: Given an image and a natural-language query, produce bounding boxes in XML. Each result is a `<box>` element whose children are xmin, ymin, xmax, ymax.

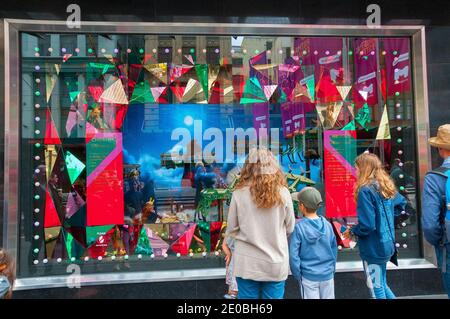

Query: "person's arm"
<box><xmin>288</xmin><ymin>226</ymin><xmax>302</xmax><ymax>280</ymax></box>
<box><xmin>329</xmin><ymin>224</ymin><xmax>338</xmax><ymax>263</ymax></box>
<box><xmin>350</xmin><ymin>187</ymin><xmax>376</xmax><ymax>238</ymax></box>
<box><xmin>222</xmin><ymin>238</ymin><xmax>232</xmax><ymax>266</ymax></box>
<box><xmin>225</xmin><ymin>194</ymin><xmax>239</xmax><ymax>236</ymax></box>
<box><xmin>392</xmin><ymin>192</ymin><xmax>407</xmax><ymax>217</ymax></box>
<box><xmin>421</xmin><ymin>174</ymin><xmax>444</xmax><ymax>246</ymax></box>
<box><xmin>284</xmin><ymin>189</ymin><xmax>296</xmax><ymax>235</ymax></box>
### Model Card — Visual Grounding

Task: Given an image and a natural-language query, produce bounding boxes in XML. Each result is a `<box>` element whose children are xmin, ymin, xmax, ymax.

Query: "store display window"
<box><xmin>18</xmin><ymin>33</ymin><xmax>420</xmax><ymax>277</ymax></box>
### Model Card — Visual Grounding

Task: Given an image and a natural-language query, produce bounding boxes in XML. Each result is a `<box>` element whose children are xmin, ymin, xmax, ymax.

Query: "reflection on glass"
<box><xmin>19</xmin><ymin>33</ymin><xmax>419</xmax><ymax>273</ymax></box>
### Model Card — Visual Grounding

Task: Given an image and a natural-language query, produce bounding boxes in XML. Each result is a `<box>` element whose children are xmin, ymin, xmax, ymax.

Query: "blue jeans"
<box><xmin>236</xmin><ymin>277</ymin><xmax>285</xmax><ymax>299</ymax></box>
<box><xmin>435</xmin><ymin>245</ymin><xmax>450</xmax><ymax>298</ymax></box>
<box><xmin>362</xmin><ymin>261</ymin><xmax>396</xmax><ymax>299</ymax></box>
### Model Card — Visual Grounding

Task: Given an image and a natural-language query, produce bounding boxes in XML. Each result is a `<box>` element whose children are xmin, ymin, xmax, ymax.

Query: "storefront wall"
<box><xmin>1</xmin><ymin>1</ymin><xmax>449</xmax><ymax>298</ymax></box>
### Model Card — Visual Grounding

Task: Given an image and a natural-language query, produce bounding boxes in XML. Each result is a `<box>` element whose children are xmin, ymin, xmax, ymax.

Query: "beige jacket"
<box><xmin>226</xmin><ymin>186</ymin><xmax>295</xmax><ymax>282</ymax></box>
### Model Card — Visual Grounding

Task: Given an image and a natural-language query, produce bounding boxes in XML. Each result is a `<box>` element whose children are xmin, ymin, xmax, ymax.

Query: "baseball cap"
<box><xmin>291</xmin><ymin>187</ymin><xmax>323</xmax><ymax>210</ymax></box>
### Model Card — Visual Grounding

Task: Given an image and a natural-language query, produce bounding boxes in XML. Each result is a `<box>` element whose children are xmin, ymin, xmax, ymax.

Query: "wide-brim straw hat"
<box><xmin>429</xmin><ymin>124</ymin><xmax>450</xmax><ymax>150</ymax></box>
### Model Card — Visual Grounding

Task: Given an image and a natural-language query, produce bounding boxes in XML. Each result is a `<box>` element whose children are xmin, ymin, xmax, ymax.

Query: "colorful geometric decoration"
<box><xmin>316</xmin><ymin>103</ymin><xmax>343</xmax><ymax>129</ymax></box>
<box><xmin>263</xmin><ymin>85</ymin><xmax>278</xmax><ymax>100</ymax></box>
<box><xmin>170</xmin><ymin>223</ymin><xmax>196</xmax><ymax>255</ymax></box>
<box><xmin>44</xmin><ymin>188</ymin><xmax>61</xmax><ymax>228</ymax></box>
<box><xmin>64</xmin><ymin>151</ymin><xmax>85</xmax><ymax>185</ymax></box>
<box><xmin>44</xmin><ymin>226</ymin><xmax>61</xmax><ymax>259</ymax></box>
<box><xmin>129</xmin><ymin>80</ymin><xmax>155</xmax><ymax>104</ymax></box>
<box><xmin>195</xmin><ymin>64</ymin><xmax>209</xmax><ymax>100</ymax></box>
<box><xmin>44</xmin><ymin>109</ymin><xmax>61</xmax><ymax>145</ymax></box>
<box><xmin>342</xmin><ymin>120</ymin><xmax>356</xmax><ymax>131</ymax></box>
<box><xmin>336</xmin><ymin>85</ymin><xmax>352</xmax><ymax>101</ymax></box>
<box><xmin>150</xmin><ymin>87</ymin><xmax>167</xmax><ymax>103</ymax></box>
<box><xmin>98</xmin><ymin>79</ymin><xmax>129</xmax><ymax>104</ymax></box>
<box><xmin>239</xmin><ymin>77</ymin><xmax>267</xmax><ymax>104</ymax></box>
<box><xmin>355</xmin><ymin>103</ymin><xmax>372</xmax><ymax>130</ymax></box>
<box><xmin>182</xmin><ymin>79</ymin><xmax>202</xmax><ymax>102</ymax></box>
<box><xmin>144</xmin><ymin>63</ymin><xmax>168</xmax><ymax>84</ymax></box>
<box><xmin>134</xmin><ymin>226</ymin><xmax>153</xmax><ymax>255</ymax></box>
<box><xmin>45</xmin><ymin>73</ymin><xmax>58</xmax><ymax>103</ymax></box>
<box><xmin>376</xmin><ymin>105</ymin><xmax>391</xmax><ymax>140</ymax></box>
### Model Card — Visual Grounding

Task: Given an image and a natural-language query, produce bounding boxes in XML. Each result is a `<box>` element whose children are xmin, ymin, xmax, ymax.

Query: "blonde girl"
<box><xmin>343</xmin><ymin>153</ymin><xmax>406</xmax><ymax>299</ymax></box>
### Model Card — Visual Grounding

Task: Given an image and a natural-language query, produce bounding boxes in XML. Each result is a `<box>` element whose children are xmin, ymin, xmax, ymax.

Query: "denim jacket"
<box><xmin>351</xmin><ymin>183</ymin><xmax>407</xmax><ymax>264</ymax></box>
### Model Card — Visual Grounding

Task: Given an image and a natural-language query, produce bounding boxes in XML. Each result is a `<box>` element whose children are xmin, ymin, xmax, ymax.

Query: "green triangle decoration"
<box><xmin>130</xmin><ymin>80</ymin><xmax>155</xmax><ymax>104</ymax></box>
<box><xmin>64</xmin><ymin>150</ymin><xmax>86</xmax><ymax>185</ymax></box>
<box><xmin>195</xmin><ymin>64</ymin><xmax>209</xmax><ymax>100</ymax></box>
<box><xmin>64</xmin><ymin>229</ymin><xmax>74</xmax><ymax>259</ymax></box>
<box><xmin>305</xmin><ymin>75</ymin><xmax>315</xmax><ymax>102</ymax></box>
<box><xmin>86</xmin><ymin>225</ymin><xmax>115</xmax><ymax>247</ymax></box>
<box><xmin>134</xmin><ymin>226</ymin><xmax>153</xmax><ymax>255</ymax></box>
<box><xmin>69</xmin><ymin>91</ymin><xmax>81</xmax><ymax>102</ymax></box>
<box><xmin>239</xmin><ymin>77</ymin><xmax>267</xmax><ymax>104</ymax></box>
<box><xmin>342</xmin><ymin>120</ymin><xmax>356</xmax><ymax>131</ymax></box>
<box><xmin>88</xmin><ymin>62</ymin><xmax>115</xmax><ymax>75</ymax></box>
<box><xmin>279</xmin><ymin>88</ymin><xmax>287</xmax><ymax>103</ymax></box>
<box><xmin>355</xmin><ymin>103</ymin><xmax>372</xmax><ymax>130</ymax></box>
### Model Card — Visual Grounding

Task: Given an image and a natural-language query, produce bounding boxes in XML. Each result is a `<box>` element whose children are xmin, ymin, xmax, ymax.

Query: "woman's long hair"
<box><xmin>0</xmin><ymin>248</ymin><xmax>15</xmax><ymax>299</ymax></box>
<box><xmin>354</xmin><ymin>153</ymin><xmax>397</xmax><ymax>201</ymax></box>
<box><xmin>235</xmin><ymin>148</ymin><xmax>287</xmax><ymax>209</ymax></box>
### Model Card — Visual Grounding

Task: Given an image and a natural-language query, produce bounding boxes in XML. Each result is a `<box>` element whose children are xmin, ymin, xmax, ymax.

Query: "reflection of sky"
<box><xmin>122</xmin><ymin>103</ymin><xmax>321</xmax><ymax>188</ymax></box>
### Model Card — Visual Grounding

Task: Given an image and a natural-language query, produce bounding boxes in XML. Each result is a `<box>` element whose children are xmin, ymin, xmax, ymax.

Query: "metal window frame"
<box><xmin>2</xmin><ymin>19</ymin><xmax>434</xmax><ymax>291</ymax></box>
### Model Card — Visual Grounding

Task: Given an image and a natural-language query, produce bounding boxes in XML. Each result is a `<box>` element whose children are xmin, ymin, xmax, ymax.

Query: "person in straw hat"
<box><xmin>422</xmin><ymin>124</ymin><xmax>450</xmax><ymax>298</ymax></box>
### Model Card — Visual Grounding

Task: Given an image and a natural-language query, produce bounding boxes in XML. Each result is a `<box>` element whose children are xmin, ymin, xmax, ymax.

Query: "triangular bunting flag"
<box><xmin>64</xmin><ymin>150</ymin><xmax>86</xmax><ymax>185</ymax></box>
<box><xmin>300</xmin><ymin>74</ymin><xmax>315</xmax><ymax>102</ymax></box>
<box><xmin>44</xmin><ymin>226</ymin><xmax>61</xmax><ymax>258</ymax></box>
<box><xmin>336</xmin><ymin>85</ymin><xmax>352</xmax><ymax>101</ymax></box>
<box><xmin>184</xmin><ymin>55</ymin><xmax>195</xmax><ymax>65</ymax></box>
<box><xmin>239</xmin><ymin>77</ymin><xmax>267</xmax><ymax>104</ymax></box>
<box><xmin>54</xmin><ymin>64</ymin><xmax>61</xmax><ymax>76</ymax></box>
<box><xmin>376</xmin><ymin>105</ymin><xmax>391</xmax><ymax>140</ymax></box>
<box><xmin>195</xmin><ymin>64</ymin><xmax>209</xmax><ymax>100</ymax></box>
<box><xmin>150</xmin><ymin>87</ymin><xmax>167</xmax><ymax>102</ymax></box>
<box><xmin>98</xmin><ymin>79</ymin><xmax>129</xmax><ymax>104</ymax></box>
<box><xmin>169</xmin><ymin>64</ymin><xmax>193</xmax><ymax>83</ymax></box>
<box><xmin>358</xmin><ymin>90</ymin><xmax>369</xmax><ymax>101</ymax></box>
<box><xmin>143</xmin><ymin>63</ymin><xmax>168</xmax><ymax>84</ymax></box>
<box><xmin>129</xmin><ymin>81</ymin><xmax>155</xmax><ymax>104</ymax></box>
<box><xmin>182</xmin><ymin>78</ymin><xmax>201</xmax><ymax>102</ymax></box>
<box><xmin>170</xmin><ymin>85</ymin><xmax>186</xmax><ymax>102</ymax></box>
<box><xmin>263</xmin><ymin>85</ymin><xmax>278</xmax><ymax>100</ymax></box>
<box><xmin>44</xmin><ymin>188</ymin><xmax>61</xmax><ymax>228</ymax></box>
<box><xmin>44</xmin><ymin>109</ymin><xmax>62</xmax><ymax>145</ymax></box>
<box><xmin>316</xmin><ymin>103</ymin><xmax>343</xmax><ymax>128</ymax></box>
<box><xmin>45</xmin><ymin>73</ymin><xmax>58</xmax><ymax>103</ymax></box>
<box><xmin>342</xmin><ymin>120</ymin><xmax>356</xmax><ymax>130</ymax></box>
<box><xmin>69</xmin><ymin>91</ymin><xmax>81</xmax><ymax>102</ymax></box>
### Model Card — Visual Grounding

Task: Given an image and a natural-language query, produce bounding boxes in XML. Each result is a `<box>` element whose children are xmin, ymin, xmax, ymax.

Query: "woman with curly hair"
<box><xmin>224</xmin><ymin>148</ymin><xmax>295</xmax><ymax>299</ymax></box>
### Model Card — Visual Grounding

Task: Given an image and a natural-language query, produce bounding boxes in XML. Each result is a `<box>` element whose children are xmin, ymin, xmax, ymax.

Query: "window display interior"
<box><xmin>18</xmin><ymin>33</ymin><xmax>420</xmax><ymax>277</ymax></box>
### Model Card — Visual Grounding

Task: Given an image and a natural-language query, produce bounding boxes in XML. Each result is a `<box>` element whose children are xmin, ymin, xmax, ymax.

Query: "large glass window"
<box><xmin>19</xmin><ymin>33</ymin><xmax>419</xmax><ymax>277</ymax></box>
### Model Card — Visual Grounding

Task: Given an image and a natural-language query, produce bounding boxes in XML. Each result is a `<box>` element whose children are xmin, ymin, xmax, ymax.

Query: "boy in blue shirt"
<box><xmin>289</xmin><ymin>187</ymin><xmax>338</xmax><ymax>299</ymax></box>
